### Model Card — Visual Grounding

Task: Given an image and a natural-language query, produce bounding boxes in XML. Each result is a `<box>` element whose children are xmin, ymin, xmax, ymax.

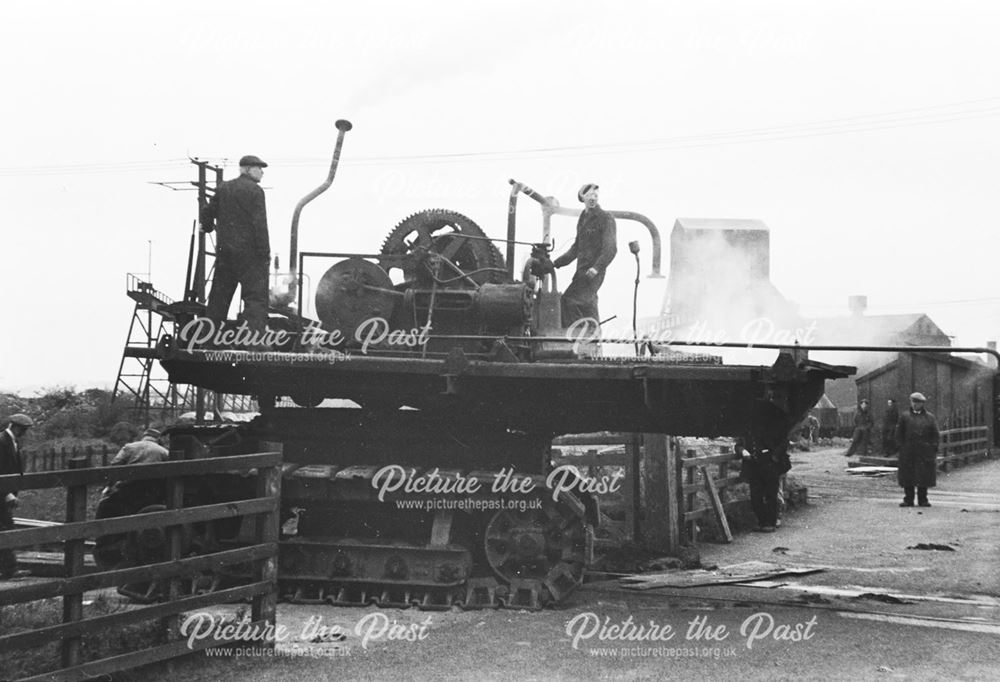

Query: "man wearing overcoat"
<box><xmin>895</xmin><ymin>392</ymin><xmax>939</xmax><ymax>507</ymax></box>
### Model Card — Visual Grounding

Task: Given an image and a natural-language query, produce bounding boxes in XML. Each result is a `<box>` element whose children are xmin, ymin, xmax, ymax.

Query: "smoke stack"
<box><xmin>988</xmin><ymin>341</ymin><xmax>998</xmax><ymax>368</ymax></box>
<box><xmin>848</xmin><ymin>295</ymin><xmax>867</xmax><ymax>317</ymax></box>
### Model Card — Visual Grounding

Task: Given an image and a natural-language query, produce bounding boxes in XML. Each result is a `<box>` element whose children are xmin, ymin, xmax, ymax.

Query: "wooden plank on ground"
<box><xmin>620</xmin><ymin>562</ymin><xmax>825</xmax><ymax>590</ymax></box>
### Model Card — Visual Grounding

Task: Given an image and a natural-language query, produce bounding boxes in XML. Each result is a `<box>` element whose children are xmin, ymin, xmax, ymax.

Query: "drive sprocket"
<box><xmin>379</xmin><ymin>209</ymin><xmax>507</xmax><ymax>287</ymax></box>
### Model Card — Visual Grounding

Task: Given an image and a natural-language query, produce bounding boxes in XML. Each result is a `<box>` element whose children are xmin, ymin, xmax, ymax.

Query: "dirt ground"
<box><xmin>132</xmin><ymin>447</ymin><xmax>1000</xmax><ymax>681</ymax></box>
<box><xmin>695</xmin><ymin>445</ymin><xmax>1000</xmax><ymax>597</ymax></box>
<box><xmin>5</xmin><ymin>447</ymin><xmax>998</xmax><ymax>680</ymax></box>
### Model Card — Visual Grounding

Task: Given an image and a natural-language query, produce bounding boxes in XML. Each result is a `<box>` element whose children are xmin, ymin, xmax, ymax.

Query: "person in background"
<box><xmin>881</xmin><ymin>398</ymin><xmax>900</xmax><ymax>456</ymax></box>
<box><xmin>111</xmin><ymin>428</ymin><xmax>169</xmax><ymax>466</ymax></box>
<box><xmin>845</xmin><ymin>398</ymin><xmax>874</xmax><ymax>457</ymax></box>
<box><xmin>806</xmin><ymin>414</ymin><xmax>820</xmax><ymax>444</ymax></box>
<box><xmin>738</xmin><ymin>398</ymin><xmax>793</xmax><ymax>533</ymax></box>
<box><xmin>895</xmin><ymin>392</ymin><xmax>940</xmax><ymax>507</ymax></box>
<box><xmin>0</xmin><ymin>414</ymin><xmax>33</xmax><ymax>579</ymax></box>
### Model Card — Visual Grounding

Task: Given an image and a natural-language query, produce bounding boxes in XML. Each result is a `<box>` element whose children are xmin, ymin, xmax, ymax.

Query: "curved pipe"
<box><xmin>289</xmin><ymin>119</ymin><xmax>353</xmax><ymax>293</ymax></box>
<box><xmin>608</xmin><ymin>211</ymin><xmax>662</xmax><ymax>278</ymax></box>
<box><xmin>506</xmin><ymin>182</ymin><xmax>521</xmax><ymax>279</ymax></box>
<box><xmin>507</xmin><ymin>178</ymin><xmax>663</xmax><ymax>278</ymax></box>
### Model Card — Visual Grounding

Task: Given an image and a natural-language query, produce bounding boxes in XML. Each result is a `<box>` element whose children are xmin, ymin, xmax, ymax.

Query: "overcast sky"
<box><xmin>2</xmin><ymin>0</ymin><xmax>999</xmax><ymax>391</ymax></box>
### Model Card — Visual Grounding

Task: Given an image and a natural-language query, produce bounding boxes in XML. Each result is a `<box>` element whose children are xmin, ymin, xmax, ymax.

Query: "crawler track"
<box><xmin>277</xmin><ymin>466</ymin><xmax>593</xmax><ymax>610</ymax></box>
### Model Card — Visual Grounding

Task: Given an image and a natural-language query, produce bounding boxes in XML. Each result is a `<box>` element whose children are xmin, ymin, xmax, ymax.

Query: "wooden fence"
<box><xmin>551</xmin><ymin>434</ymin><xmax>744</xmax><ymax>554</ymax></box>
<box><xmin>551</xmin><ymin>433</ymin><xmax>640</xmax><ymax>548</ymax></box>
<box><xmin>0</xmin><ymin>452</ymin><xmax>281</xmax><ymax>681</ymax></box>
<box><xmin>938</xmin><ymin>425</ymin><xmax>991</xmax><ymax>471</ymax></box>
<box><xmin>21</xmin><ymin>445</ymin><xmax>117</xmax><ymax>473</ymax></box>
<box><xmin>679</xmin><ymin>448</ymin><xmax>741</xmax><ymax>545</ymax></box>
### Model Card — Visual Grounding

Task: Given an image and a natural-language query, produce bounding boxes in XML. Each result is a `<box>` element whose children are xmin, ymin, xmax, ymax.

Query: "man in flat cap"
<box><xmin>111</xmin><ymin>427</ymin><xmax>169</xmax><ymax>466</ymax></box>
<box><xmin>895</xmin><ymin>392</ymin><xmax>939</xmax><ymax>507</ymax></box>
<box><xmin>201</xmin><ymin>155</ymin><xmax>271</xmax><ymax>345</ymax></box>
<box><xmin>1</xmin><ymin>414</ymin><xmax>33</xmax><ymax>578</ymax></box>
<box><xmin>552</xmin><ymin>183</ymin><xmax>618</xmax><ymax>326</ymax></box>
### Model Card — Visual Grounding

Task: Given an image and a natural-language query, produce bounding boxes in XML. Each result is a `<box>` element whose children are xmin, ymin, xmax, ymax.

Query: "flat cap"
<box><xmin>239</xmin><ymin>155</ymin><xmax>268</xmax><ymax>168</ymax></box>
<box><xmin>909</xmin><ymin>392</ymin><xmax>927</xmax><ymax>402</ymax></box>
<box><xmin>142</xmin><ymin>427</ymin><xmax>161</xmax><ymax>439</ymax></box>
<box><xmin>577</xmin><ymin>183</ymin><xmax>599</xmax><ymax>202</ymax></box>
<box><xmin>8</xmin><ymin>413</ymin><xmax>33</xmax><ymax>427</ymax></box>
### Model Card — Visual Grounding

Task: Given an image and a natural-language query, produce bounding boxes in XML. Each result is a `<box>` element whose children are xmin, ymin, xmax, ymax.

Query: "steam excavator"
<box><xmin>97</xmin><ymin>120</ymin><xmax>853</xmax><ymax>609</ymax></box>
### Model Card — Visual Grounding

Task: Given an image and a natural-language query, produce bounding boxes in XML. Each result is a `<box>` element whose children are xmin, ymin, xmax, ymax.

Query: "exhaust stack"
<box><xmin>288</xmin><ymin>119</ymin><xmax>353</xmax><ymax>299</ymax></box>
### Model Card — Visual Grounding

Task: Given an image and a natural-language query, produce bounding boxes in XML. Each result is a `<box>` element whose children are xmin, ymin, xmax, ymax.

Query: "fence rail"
<box><xmin>551</xmin><ymin>434</ymin><xmax>638</xmax><ymax>547</ymax></box>
<box><xmin>0</xmin><ymin>451</ymin><xmax>281</xmax><ymax>681</ymax></box>
<box><xmin>21</xmin><ymin>445</ymin><xmax>116</xmax><ymax>473</ymax></box>
<box><xmin>938</xmin><ymin>425</ymin><xmax>991</xmax><ymax>471</ymax></box>
<box><xmin>680</xmin><ymin>448</ymin><xmax>741</xmax><ymax>544</ymax></box>
<box><xmin>550</xmin><ymin>433</ymin><xmax>750</xmax><ymax>553</ymax></box>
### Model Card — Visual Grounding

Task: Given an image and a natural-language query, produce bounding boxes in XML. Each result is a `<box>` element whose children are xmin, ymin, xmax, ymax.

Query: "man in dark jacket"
<box><xmin>553</xmin><ymin>183</ymin><xmax>618</xmax><ymax>327</ymax></box>
<box><xmin>1</xmin><ymin>413</ymin><xmax>33</xmax><ymax>578</ymax></box>
<box><xmin>881</xmin><ymin>398</ymin><xmax>900</xmax><ymax>456</ymax></box>
<box><xmin>845</xmin><ymin>399</ymin><xmax>874</xmax><ymax>457</ymax></box>
<box><xmin>738</xmin><ymin>398</ymin><xmax>793</xmax><ymax>532</ymax></box>
<box><xmin>201</xmin><ymin>155</ymin><xmax>271</xmax><ymax>338</ymax></box>
<box><xmin>895</xmin><ymin>392</ymin><xmax>939</xmax><ymax>507</ymax></box>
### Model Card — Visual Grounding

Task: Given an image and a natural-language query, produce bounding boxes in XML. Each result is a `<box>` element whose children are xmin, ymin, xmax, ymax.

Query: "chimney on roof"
<box><xmin>848</xmin><ymin>295</ymin><xmax>867</xmax><ymax>317</ymax></box>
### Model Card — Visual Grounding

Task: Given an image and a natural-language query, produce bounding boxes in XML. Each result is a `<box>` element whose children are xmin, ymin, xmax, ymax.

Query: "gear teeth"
<box><xmin>379</xmin><ymin>208</ymin><xmax>507</xmax><ymax>284</ymax></box>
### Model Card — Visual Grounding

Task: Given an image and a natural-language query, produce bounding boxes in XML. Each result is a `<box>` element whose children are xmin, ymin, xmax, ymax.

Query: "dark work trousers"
<box><xmin>561</xmin><ymin>271</ymin><xmax>602</xmax><ymax>327</ymax></box>
<box><xmin>206</xmin><ymin>253</ymin><xmax>269</xmax><ymax>333</ymax></box>
<box><xmin>902</xmin><ymin>486</ymin><xmax>929</xmax><ymax>504</ymax></box>
<box><xmin>748</xmin><ymin>472</ymin><xmax>780</xmax><ymax>527</ymax></box>
<box><xmin>0</xmin><ymin>504</ymin><xmax>16</xmax><ymax>578</ymax></box>
<box><xmin>882</xmin><ymin>429</ymin><xmax>898</xmax><ymax>456</ymax></box>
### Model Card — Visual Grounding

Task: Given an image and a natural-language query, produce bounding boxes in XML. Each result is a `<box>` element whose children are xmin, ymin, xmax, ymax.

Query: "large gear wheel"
<box><xmin>379</xmin><ymin>209</ymin><xmax>507</xmax><ymax>287</ymax></box>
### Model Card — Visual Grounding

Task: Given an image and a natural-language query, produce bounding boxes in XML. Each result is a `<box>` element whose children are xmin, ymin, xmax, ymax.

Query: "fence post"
<box><xmin>685</xmin><ymin>450</ymin><xmax>698</xmax><ymax>544</ymax></box>
<box><xmin>640</xmin><ymin>434</ymin><xmax>673</xmax><ymax>553</ymax></box>
<box><xmin>252</xmin><ymin>456</ymin><xmax>281</xmax><ymax>635</ymax></box>
<box><xmin>624</xmin><ymin>434</ymin><xmax>641</xmax><ymax>542</ymax></box>
<box><xmin>163</xmin><ymin>450</ymin><xmax>185</xmax><ymax>673</ymax></box>
<box><xmin>62</xmin><ymin>456</ymin><xmax>90</xmax><ymax>668</ymax></box>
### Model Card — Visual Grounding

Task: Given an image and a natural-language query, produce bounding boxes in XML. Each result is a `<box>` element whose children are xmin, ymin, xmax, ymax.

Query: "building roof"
<box><xmin>673</xmin><ymin>218</ymin><xmax>770</xmax><ymax>232</ymax></box>
<box><xmin>803</xmin><ymin>312</ymin><xmax>950</xmax><ymax>346</ymax></box>
<box><xmin>814</xmin><ymin>394</ymin><xmax>836</xmax><ymax>409</ymax></box>
<box><xmin>855</xmin><ymin>350</ymin><xmax>991</xmax><ymax>384</ymax></box>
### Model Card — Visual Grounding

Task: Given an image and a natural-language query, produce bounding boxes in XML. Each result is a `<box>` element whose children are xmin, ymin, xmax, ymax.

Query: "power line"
<box><xmin>1</xmin><ymin>96</ymin><xmax>999</xmax><ymax>175</ymax></box>
<box><xmin>278</xmin><ymin>98</ymin><xmax>1000</xmax><ymax>165</ymax></box>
